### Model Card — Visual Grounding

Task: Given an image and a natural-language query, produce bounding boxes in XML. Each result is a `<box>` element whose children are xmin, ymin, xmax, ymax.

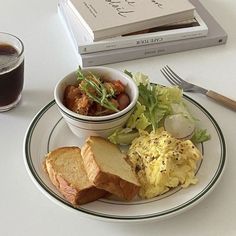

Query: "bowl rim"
<box><xmin>54</xmin><ymin>66</ymin><xmax>139</xmax><ymax>121</ymax></box>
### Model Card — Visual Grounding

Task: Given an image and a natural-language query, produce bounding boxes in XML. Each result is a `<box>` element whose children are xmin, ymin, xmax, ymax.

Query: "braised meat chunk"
<box><xmin>63</xmin><ymin>70</ymin><xmax>130</xmax><ymax>116</ymax></box>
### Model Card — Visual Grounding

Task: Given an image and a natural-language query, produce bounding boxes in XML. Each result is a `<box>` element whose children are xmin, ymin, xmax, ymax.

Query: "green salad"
<box><xmin>108</xmin><ymin>70</ymin><xmax>210</xmax><ymax>145</ymax></box>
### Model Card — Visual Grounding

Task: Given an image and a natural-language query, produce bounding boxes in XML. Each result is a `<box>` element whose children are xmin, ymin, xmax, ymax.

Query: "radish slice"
<box><xmin>164</xmin><ymin>114</ymin><xmax>195</xmax><ymax>139</ymax></box>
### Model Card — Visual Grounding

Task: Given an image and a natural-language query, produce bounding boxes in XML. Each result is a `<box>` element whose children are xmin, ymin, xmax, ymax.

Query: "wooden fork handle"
<box><xmin>206</xmin><ymin>90</ymin><xmax>236</xmax><ymax>111</ymax></box>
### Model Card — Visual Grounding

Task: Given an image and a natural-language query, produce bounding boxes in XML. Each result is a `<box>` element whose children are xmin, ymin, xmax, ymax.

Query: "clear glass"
<box><xmin>0</xmin><ymin>32</ymin><xmax>24</xmax><ymax>112</ymax></box>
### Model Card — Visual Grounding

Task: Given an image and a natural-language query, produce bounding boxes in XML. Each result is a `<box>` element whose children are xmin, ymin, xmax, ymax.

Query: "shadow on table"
<box><xmin>8</xmin><ymin>89</ymin><xmax>53</xmax><ymax>119</ymax></box>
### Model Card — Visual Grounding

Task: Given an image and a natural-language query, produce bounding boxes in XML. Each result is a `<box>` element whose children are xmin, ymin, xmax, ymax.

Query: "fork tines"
<box><xmin>160</xmin><ymin>65</ymin><xmax>183</xmax><ymax>87</ymax></box>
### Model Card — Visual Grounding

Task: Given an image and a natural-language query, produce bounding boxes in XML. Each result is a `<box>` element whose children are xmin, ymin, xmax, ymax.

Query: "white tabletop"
<box><xmin>1</xmin><ymin>0</ymin><xmax>236</xmax><ymax>235</ymax></box>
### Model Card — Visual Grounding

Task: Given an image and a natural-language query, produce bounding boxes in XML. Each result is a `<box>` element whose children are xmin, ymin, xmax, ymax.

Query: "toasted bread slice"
<box><xmin>44</xmin><ymin>146</ymin><xmax>107</xmax><ymax>205</ymax></box>
<box><xmin>81</xmin><ymin>137</ymin><xmax>140</xmax><ymax>200</ymax></box>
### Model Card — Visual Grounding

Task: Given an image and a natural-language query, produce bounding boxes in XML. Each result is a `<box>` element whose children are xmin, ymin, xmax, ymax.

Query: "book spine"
<box><xmin>80</xmin><ymin>35</ymin><xmax>227</xmax><ymax>67</ymax></box>
<box><xmin>78</xmin><ymin>28</ymin><xmax>208</xmax><ymax>54</ymax></box>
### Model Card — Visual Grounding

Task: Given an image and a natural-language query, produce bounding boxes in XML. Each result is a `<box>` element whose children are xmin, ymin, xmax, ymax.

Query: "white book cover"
<box><xmin>58</xmin><ymin>0</ymin><xmax>90</xmax><ymax>52</ymax></box>
<box><xmin>67</xmin><ymin>0</ymin><xmax>195</xmax><ymax>40</ymax></box>
<box><xmin>79</xmin><ymin>14</ymin><xmax>208</xmax><ymax>54</ymax></box>
<box><xmin>60</xmin><ymin>0</ymin><xmax>208</xmax><ymax>54</ymax></box>
<box><xmin>79</xmin><ymin>0</ymin><xmax>227</xmax><ymax>66</ymax></box>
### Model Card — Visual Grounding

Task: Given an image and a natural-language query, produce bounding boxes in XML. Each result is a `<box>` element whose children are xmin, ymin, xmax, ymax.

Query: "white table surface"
<box><xmin>1</xmin><ymin>0</ymin><xmax>236</xmax><ymax>235</ymax></box>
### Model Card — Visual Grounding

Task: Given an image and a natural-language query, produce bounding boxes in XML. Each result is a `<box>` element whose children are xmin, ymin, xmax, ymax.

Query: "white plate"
<box><xmin>24</xmin><ymin>95</ymin><xmax>226</xmax><ymax>222</ymax></box>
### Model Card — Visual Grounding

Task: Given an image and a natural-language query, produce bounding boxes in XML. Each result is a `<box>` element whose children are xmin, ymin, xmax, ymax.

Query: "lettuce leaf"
<box><xmin>126</xmin><ymin>102</ymin><xmax>150</xmax><ymax>130</ymax></box>
<box><xmin>191</xmin><ymin>129</ymin><xmax>211</xmax><ymax>144</ymax></box>
<box><xmin>108</xmin><ymin>128</ymin><xmax>139</xmax><ymax>145</ymax></box>
<box><xmin>138</xmin><ymin>83</ymin><xmax>161</xmax><ymax>130</ymax></box>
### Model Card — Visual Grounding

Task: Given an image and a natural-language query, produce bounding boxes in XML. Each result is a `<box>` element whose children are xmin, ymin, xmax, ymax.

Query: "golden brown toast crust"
<box><xmin>44</xmin><ymin>146</ymin><xmax>106</xmax><ymax>205</ymax></box>
<box><xmin>81</xmin><ymin>137</ymin><xmax>140</xmax><ymax>201</ymax></box>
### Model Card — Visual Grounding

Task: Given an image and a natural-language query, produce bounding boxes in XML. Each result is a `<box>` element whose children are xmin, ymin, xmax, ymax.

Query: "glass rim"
<box><xmin>0</xmin><ymin>32</ymin><xmax>24</xmax><ymax>70</ymax></box>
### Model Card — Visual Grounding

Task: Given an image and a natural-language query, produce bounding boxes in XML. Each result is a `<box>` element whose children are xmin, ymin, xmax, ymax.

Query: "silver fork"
<box><xmin>161</xmin><ymin>65</ymin><xmax>236</xmax><ymax>111</ymax></box>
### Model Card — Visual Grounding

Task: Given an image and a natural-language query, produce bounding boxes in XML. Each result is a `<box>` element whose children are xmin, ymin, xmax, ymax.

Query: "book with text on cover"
<box><xmin>67</xmin><ymin>0</ymin><xmax>195</xmax><ymax>41</ymax></box>
<box><xmin>59</xmin><ymin>0</ymin><xmax>208</xmax><ymax>54</ymax></box>
<box><xmin>79</xmin><ymin>0</ymin><xmax>227</xmax><ymax>66</ymax></box>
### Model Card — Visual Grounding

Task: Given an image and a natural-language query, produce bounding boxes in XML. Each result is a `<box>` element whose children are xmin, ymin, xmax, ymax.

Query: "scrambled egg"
<box><xmin>127</xmin><ymin>128</ymin><xmax>202</xmax><ymax>199</ymax></box>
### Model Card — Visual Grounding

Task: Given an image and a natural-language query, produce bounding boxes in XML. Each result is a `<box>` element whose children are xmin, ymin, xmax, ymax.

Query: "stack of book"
<box><xmin>58</xmin><ymin>0</ymin><xmax>227</xmax><ymax>66</ymax></box>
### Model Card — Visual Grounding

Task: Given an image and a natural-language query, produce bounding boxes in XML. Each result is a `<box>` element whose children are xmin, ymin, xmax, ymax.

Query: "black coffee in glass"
<box><xmin>0</xmin><ymin>32</ymin><xmax>24</xmax><ymax>112</ymax></box>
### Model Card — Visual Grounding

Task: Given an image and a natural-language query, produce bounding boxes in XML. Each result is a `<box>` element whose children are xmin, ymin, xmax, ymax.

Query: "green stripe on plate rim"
<box><xmin>58</xmin><ymin>104</ymin><xmax>134</xmax><ymax>124</ymax></box>
<box><xmin>24</xmin><ymin>96</ymin><xmax>226</xmax><ymax>221</ymax></box>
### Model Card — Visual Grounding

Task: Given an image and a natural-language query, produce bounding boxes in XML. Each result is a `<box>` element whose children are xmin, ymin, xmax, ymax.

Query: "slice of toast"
<box><xmin>44</xmin><ymin>146</ymin><xmax>107</xmax><ymax>205</ymax></box>
<box><xmin>81</xmin><ymin>137</ymin><xmax>140</xmax><ymax>200</ymax></box>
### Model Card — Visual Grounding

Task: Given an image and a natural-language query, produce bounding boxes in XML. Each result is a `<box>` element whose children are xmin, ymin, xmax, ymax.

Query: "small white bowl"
<box><xmin>54</xmin><ymin>66</ymin><xmax>138</xmax><ymax>138</ymax></box>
